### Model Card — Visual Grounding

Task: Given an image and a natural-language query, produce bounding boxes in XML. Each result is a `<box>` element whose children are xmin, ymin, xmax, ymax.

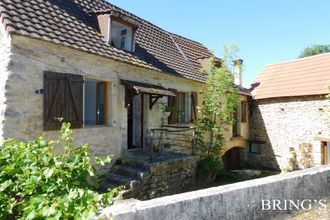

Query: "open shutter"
<box><xmin>191</xmin><ymin>92</ymin><xmax>198</xmax><ymax>122</ymax></box>
<box><xmin>241</xmin><ymin>101</ymin><xmax>247</xmax><ymax>123</ymax></box>
<box><xmin>168</xmin><ymin>89</ymin><xmax>178</xmax><ymax>124</ymax></box>
<box><xmin>44</xmin><ymin>72</ymin><xmax>83</xmax><ymax>130</ymax></box>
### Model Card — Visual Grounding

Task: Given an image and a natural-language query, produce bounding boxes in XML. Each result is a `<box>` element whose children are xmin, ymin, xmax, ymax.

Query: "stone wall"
<box><xmin>248</xmin><ymin>96</ymin><xmax>330</xmax><ymax>170</ymax></box>
<box><xmin>0</xmin><ymin>24</ymin><xmax>11</xmax><ymax>140</ymax></box>
<box><xmin>129</xmin><ymin>156</ymin><xmax>197</xmax><ymax>200</ymax></box>
<box><xmin>151</xmin><ymin>128</ymin><xmax>194</xmax><ymax>154</ymax></box>
<box><xmin>2</xmin><ymin>34</ymin><xmax>205</xmax><ymax>162</ymax></box>
<box><xmin>99</xmin><ymin>166</ymin><xmax>330</xmax><ymax>220</ymax></box>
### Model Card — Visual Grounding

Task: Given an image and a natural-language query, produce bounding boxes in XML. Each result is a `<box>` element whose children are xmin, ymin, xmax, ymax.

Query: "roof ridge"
<box><xmin>264</xmin><ymin>52</ymin><xmax>330</xmax><ymax>68</ymax></box>
<box><xmin>169</xmin><ymin>34</ymin><xmax>189</xmax><ymax>61</ymax></box>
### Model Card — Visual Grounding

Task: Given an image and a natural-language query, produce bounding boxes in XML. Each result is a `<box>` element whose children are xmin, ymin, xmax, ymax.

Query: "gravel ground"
<box><xmin>290</xmin><ymin>202</ymin><xmax>330</xmax><ymax>220</ymax></box>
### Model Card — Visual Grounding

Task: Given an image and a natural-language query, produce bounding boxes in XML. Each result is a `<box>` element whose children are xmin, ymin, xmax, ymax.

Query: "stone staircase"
<box><xmin>100</xmin><ymin>155</ymin><xmax>151</xmax><ymax>198</ymax></box>
<box><xmin>100</xmin><ymin>151</ymin><xmax>196</xmax><ymax>200</ymax></box>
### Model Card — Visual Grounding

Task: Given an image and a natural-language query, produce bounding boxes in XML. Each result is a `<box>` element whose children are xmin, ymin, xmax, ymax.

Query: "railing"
<box><xmin>149</xmin><ymin>125</ymin><xmax>196</xmax><ymax>162</ymax></box>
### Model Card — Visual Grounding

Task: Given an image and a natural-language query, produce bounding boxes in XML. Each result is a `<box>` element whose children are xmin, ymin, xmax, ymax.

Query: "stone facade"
<box><xmin>0</xmin><ymin>33</ymin><xmax>250</xmax><ymax>164</ymax></box>
<box><xmin>0</xmin><ymin>24</ymin><xmax>11</xmax><ymax>140</ymax></box>
<box><xmin>1</xmin><ymin>34</ymin><xmax>206</xmax><ymax>162</ymax></box>
<box><xmin>248</xmin><ymin>96</ymin><xmax>330</xmax><ymax>170</ymax></box>
<box><xmin>128</xmin><ymin>156</ymin><xmax>197</xmax><ymax>200</ymax></box>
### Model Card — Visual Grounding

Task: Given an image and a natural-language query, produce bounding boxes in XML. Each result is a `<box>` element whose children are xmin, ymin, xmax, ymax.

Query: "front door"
<box><xmin>127</xmin><ymin>94</ymin><xmax>144</xmax><ymax>149</ymax></box>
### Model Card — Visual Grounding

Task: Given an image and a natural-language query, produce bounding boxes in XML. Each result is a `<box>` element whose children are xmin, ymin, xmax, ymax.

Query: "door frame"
<box><xmin>127</xmin><ymin>92</ymin><xmax>144</xmax><ymax>149</ymax></box>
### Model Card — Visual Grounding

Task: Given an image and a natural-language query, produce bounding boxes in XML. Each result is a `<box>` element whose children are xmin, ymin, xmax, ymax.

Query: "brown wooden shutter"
<box><xmin>168</xmin><ymin>89</ymin><xmax>178</xmax><ymax>124</ymax></box>
<box><xmin>321</xmin><ymin>142</ymin><xmax>326</xmax><ymax>165</ymax></box>
<box><xmin>191</xmin><ymin>92</ymin><xmax>198</xmax><ymax>122</ymax></box>
<box><xmin>241</xmin><ymin>101</ymin><xmax>247</xmax><ymax>123</ymax></box>
<box><xmin>44</xmin><ymin>72</ymin><xmax>84</xmax><ymax>130</ymax></box>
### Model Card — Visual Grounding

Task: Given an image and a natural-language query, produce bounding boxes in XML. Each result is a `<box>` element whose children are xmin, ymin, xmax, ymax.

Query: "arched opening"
<box><xmin>222</xmin><ymin>147</ymin><xmax>244</xmax><ymax>171</ymax></box>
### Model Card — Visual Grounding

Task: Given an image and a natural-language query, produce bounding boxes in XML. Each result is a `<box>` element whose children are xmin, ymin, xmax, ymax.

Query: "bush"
<box><xmin>0</xmin><ymin>122</ymin><xmax>118</xmax><ymax>219</ymax></box>
<box><xmin>197</xmin><ymin>155</ymin><xmax>223</xmax><ymax>175</ymax></box>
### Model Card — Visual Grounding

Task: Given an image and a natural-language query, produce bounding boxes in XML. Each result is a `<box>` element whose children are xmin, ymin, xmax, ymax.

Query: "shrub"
<box><xmin>197</xmin><ymin>155</ymin><xmax>223</xmax><ymax>175</ymax></box>
<box><xmin>0</xmin><ymin>122</ymin><xmax>118</xmax><ymax>219</ymax></box>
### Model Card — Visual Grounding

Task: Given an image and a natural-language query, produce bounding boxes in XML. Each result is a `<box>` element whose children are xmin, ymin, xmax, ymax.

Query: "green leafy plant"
<box><xmin>195</xmin><ymin>45</ymin><xmax>240</xmax><ymax>161</ymax></box>
<box><xmin>197</xmin><ymin>155</ymin><xmax>223</xmax><ymax>175</ymax></box>
<box><xmin>298</xmin><ymin>44</ymin><xmax>330</xmax><ymax>58</ymax></box>
<box><xmin>0</xmin><ymin>122</ymin><xmax>118</xmax><ymax>220</ymax></box>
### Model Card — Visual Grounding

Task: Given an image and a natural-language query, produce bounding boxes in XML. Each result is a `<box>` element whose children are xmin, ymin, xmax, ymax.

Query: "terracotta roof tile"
<box><xmin>251</xmin><ymin>53</ymin><xmax>330</xmax><ymax>99</ymax></box>
<box><xmin>0</xmin><ymin>0</ymin><xmax>213</xmax><ymax>82</ymax></box>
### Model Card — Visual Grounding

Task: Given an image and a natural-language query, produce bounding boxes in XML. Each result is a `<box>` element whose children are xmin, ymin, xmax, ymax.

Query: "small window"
<box><xmin>178</xmin><ymin>92</ymin><xmax>186</xmax><ymax>123</ymax></box>
<box><xmin>250</xmin><ymin>142</ymin><xmax>262</xmax><ymax>154</ymax></box>
<box><xmin>168</xmin><ymin>91</ymin><xmax>197</xmax><ymax>124</ymax></box>
<box><xmin>241</xmin><ymin>101</ymin><xmax>247</xmax><ymax>123</ymax></box>
<box><xmin>84</xmin><ymin>80</ymin><xmax>107</xmax><ymax>125</ymax></box>
<box><xmin>111</xmin><ymin>21</ymin><xmax>133</xmax><ymax>51</ymax></box>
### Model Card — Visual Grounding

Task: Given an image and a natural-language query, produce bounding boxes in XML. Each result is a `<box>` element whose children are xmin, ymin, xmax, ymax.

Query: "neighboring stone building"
<box><xmin>249</xmin><ymin>53</ymin><xmax>330</xmax><ymax>171</ymax></box>
<box><xmin>0</xmin><ymin>0</ymin><xmax>250</xmax><ymax>185</ymax></box>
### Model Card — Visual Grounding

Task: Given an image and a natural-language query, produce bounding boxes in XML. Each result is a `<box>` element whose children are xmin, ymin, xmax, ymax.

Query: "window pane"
<box><xmin>97</xmin><ymin>83</ymin><xmax>105</xmax><ymax>124</ymax></box>
<box><xmin>178</xmin><ymin>93</ymin><xmax>185</xmax><ymax>123</ymax></box>
<box><xmin>250</xmin><ymin>143</ymin><xmax>262</xmax><ymax>154</ymax></box>
<box><xmin>111</xmin><ymin>21</ymin><xmax>133</xmax><ymax>51</ymax></box>
<box><xmin>84</xmin><ymin>81</ymin><xmax>97</xmax><ymax>125</ymax></box>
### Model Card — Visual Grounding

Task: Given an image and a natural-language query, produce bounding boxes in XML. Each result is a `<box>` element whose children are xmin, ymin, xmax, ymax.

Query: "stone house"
<box><xmin>0</xmin><ymin>0</ymin><xmax>250</xmax><ymax>177</ymax></box>
<box><xmin>249</xmin><ymin>53</ymin><xmax>330</xmax><ymax>171</ymax></box>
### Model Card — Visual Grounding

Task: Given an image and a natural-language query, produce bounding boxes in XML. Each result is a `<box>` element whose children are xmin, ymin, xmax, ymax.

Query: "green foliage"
<box><xmin>194</xmin><ymin>45</ymin><xmax>240</xmax><ymax>160</ymax></box>
<box><xmin>197</xmin><ymin>156</ymin><xmax>223</xmax><ymax>175</ymax></box>
<box><xmin>299</xmin><ymin>44</ymin><xmax>330</xmax><ymax>58</ymax></box>
<box><xmin>0</xmin><ymin>122</ymin><xmax>118</xmax><ymax>220</ymax></box>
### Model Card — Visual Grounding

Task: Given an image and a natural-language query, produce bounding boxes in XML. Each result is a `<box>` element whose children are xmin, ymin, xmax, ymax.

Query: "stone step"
<box><xmin>119</xmin><ymin>157</ymin><xmax>150</xmax><ymax>169</ymax></box>
<box><xmin>106</xmin><ymin>173</ymin><xmax>139</xmax><ymax>190</ymax></box>
<box><xmin>112</xmin><ymin>165</ymin><xmax>149</xmax><ymax>180</ymax></box>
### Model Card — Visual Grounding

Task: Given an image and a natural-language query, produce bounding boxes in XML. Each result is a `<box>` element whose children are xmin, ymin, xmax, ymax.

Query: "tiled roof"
<box><xmin>0</xmin><ymin>0</ymin><xmax>212</xmax><ymax>82</ymax></box>
<box><xmin>251</xmin><ymin>53</ymin><xmax>330</xmax><ymax>100</ymax></box>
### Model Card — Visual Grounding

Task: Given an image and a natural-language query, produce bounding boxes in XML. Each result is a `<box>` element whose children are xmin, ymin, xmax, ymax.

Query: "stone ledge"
<box><xmin>99</xmin><ymin>166</ymin><xmax>330</xmax><ymax>220</ymax></box>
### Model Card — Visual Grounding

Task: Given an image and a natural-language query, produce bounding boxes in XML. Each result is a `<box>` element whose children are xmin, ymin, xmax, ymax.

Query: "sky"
<box><xmin>108</xmin><ymin>0</ymin><xmax>330</xmax><ymax>87</ymax></box>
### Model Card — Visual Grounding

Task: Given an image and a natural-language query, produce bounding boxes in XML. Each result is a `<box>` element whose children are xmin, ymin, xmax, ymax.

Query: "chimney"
<box><xmin>234</xmin><ymin>59</ymin><xmax>243</xmax><ymax>87</ymax></box>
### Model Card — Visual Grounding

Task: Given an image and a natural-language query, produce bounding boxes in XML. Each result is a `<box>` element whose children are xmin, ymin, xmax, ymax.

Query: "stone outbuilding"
<box><xmin>249</xmin><ymin>53</ymin><xmax>330</xmax><ymax>170</ymax></box>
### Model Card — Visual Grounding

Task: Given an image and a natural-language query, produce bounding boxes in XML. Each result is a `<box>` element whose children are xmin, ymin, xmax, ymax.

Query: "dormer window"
<box><xmin>110</xmin><ymin>20</ymin><xmax>134</xmax><ymax>51</ymax></box>
<box><xmin>95</xmin><ymin>10</ymin><xmax>139</xmax><ymax>52</ymax></box>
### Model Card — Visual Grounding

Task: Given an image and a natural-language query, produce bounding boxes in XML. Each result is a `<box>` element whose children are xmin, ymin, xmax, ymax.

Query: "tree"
<box><xmin>195</xmin><ymin>45</ymin><xmax>240</xmax><ymax>160</ymax></box>
<box><xmin>299</xmin><ymin>44</ymin><xmax>330</xmax><ymax>58</ymax></box>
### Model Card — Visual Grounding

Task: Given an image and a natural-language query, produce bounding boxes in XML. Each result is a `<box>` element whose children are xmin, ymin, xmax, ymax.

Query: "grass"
<box><xmin>196</xmin><ymin>170</ymin><xmax>280</xmax><ymax>190</ymax></box>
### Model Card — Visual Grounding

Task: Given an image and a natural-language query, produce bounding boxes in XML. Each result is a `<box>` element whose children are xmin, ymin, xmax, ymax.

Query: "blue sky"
<box><xmin>108</xmin><ymin>0</ymin><xmax>330</xmax><ymax>87</ymax></box>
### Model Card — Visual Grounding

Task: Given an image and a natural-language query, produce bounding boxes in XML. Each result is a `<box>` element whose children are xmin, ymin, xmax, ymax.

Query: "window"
<box><xmin>168</xmin><ymin>91</ymin><xmax>198</xmax><ymax>124</ymax></box>
<box><xmin>178</xmin><ymin>92</ymin><xmax>186</xmax><ymax>123</ymax></box>
<box><xmin>233</xmin><ymin>108</ymin><xmax>241</xmax><ymax>137</ymax></box>
<box><xmin>84</xmin><ymin>80</ymin><xmax>107</xmax><ymax>125</ymax></box>
<box><xmin>241</xmin><ymin>101</ymin><xmax>247</xmax><ymax>123</ymax></box>
<box><xmin>44</xmin><ymin>72</ymin><xmax>84</xmax><ymax>130</ymax></box>
<box><xmin>250</xmin><ymin>142</ymin><xmax>262</xmax><ymax>154</ymax></box>
<box><xmin>44</xmin><ymin>72</ymin><xmax>108</xmax><ymax>130</ymax></box>
<box><xmin>111</xmin><ymin>20</ymin><xmax>133</xmax><ymax>51</ymax></box>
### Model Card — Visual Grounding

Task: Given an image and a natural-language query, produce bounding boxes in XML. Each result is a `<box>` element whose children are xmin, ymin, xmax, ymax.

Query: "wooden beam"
<box><xmin>149</xmin><ymin>95</ymin><xmax>163</xmax><ymax>110</ymax></box>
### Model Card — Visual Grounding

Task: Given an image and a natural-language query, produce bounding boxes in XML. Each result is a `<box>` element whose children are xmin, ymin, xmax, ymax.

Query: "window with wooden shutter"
<box><xmin>44</xmin><ymin>72</ymin><xmax>84</xmax><ymax>130</ymax></box>
<box><xmin>241</xmin><ymin>101</ymin><xmax>247</xmax><ymax>123</ymax></box>
<box><xmin>191</xmin><ymin>91</ymin><xmax>198</xmax><ymax>122</ymax></box>
<box><xmin>168</xmin><ymin>89</ymin><xmax>178</xmax><ymax>124</ymax></box>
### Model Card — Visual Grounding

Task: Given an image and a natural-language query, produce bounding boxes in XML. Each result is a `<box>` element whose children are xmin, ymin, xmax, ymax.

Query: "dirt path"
<box><xmin>290</xmin><ymin>202</ymin><xmax>330</xmax><ymax>220</ymax></box>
